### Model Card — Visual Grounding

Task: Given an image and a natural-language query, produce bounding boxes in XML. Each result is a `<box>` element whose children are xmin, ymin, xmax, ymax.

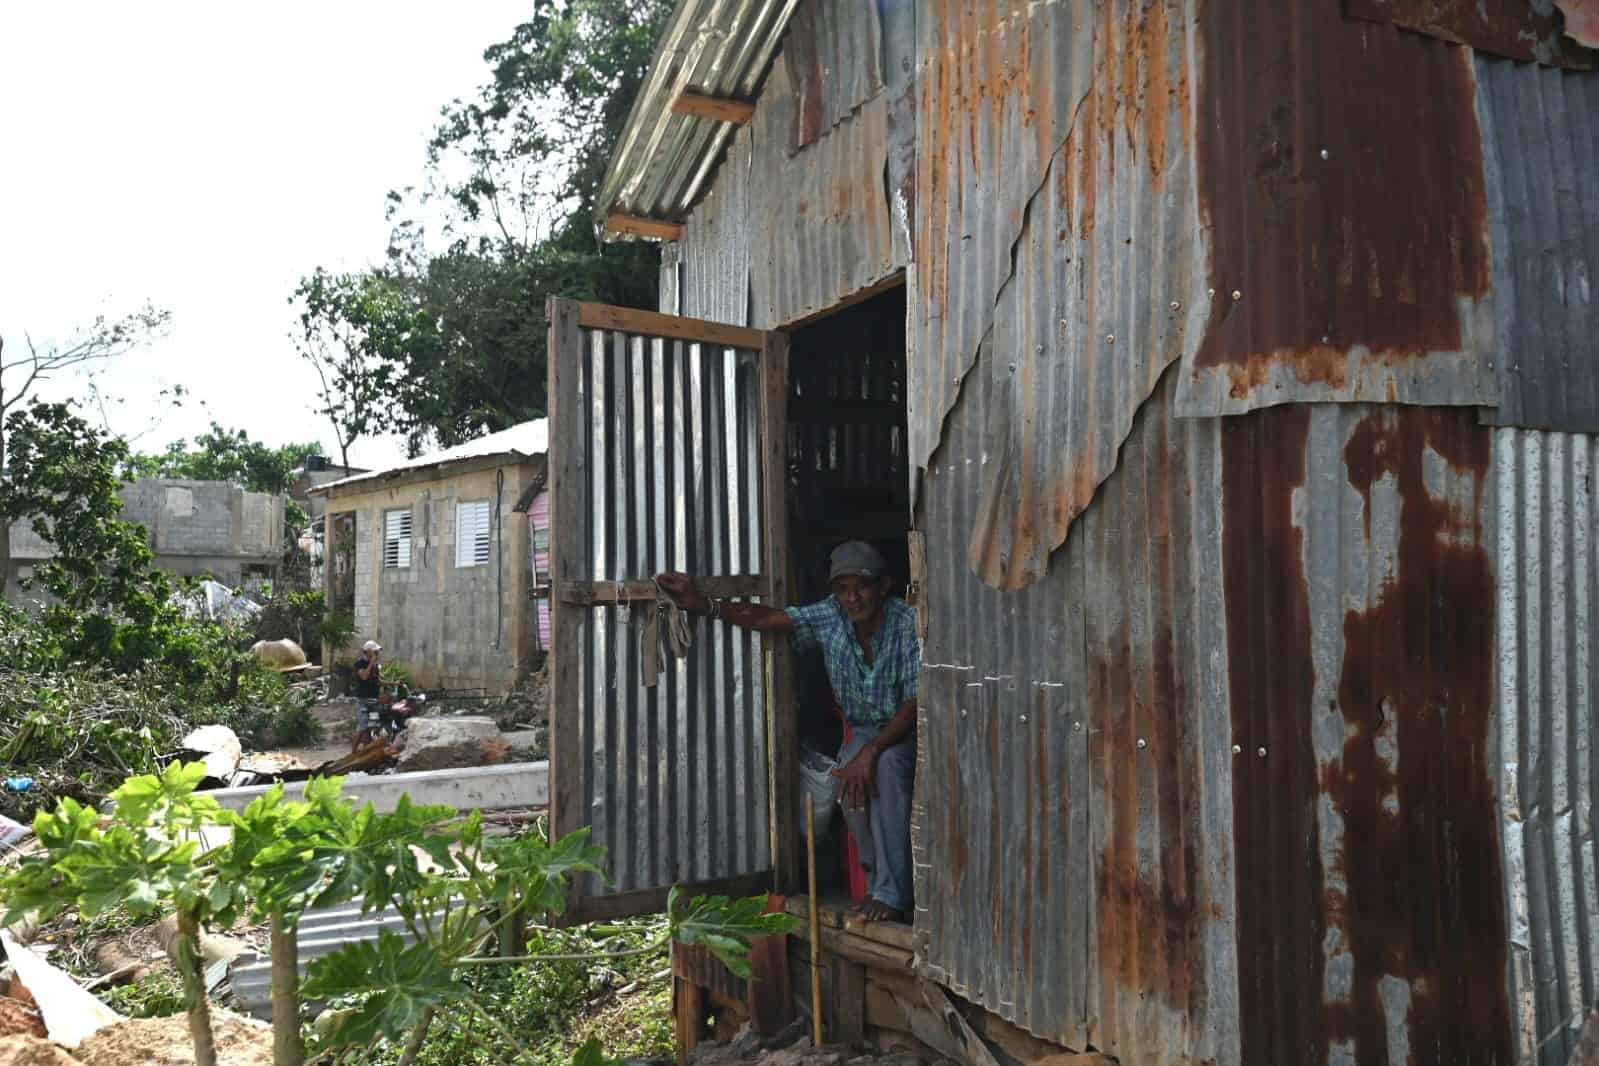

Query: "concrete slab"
<box><xmin>205</xmin><ymin>760</ymin><xmax>548</xmax><ymax>813</ymax></box>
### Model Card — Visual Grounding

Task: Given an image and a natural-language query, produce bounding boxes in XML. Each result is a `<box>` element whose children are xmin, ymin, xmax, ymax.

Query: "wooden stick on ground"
<box><xmin>806</xmin><ymin>794</ymin><xmax>823</xmax><ymax>1046</ymax></box>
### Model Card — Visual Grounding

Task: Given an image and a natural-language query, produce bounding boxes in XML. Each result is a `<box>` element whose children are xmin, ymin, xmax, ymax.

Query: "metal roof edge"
<box><xmin>594</xmin><ymin>0</ymin><xmax>800</xmax><ymax>235</ymax></box>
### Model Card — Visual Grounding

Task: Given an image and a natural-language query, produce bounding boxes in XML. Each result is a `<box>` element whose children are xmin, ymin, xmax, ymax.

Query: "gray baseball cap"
<box><xmin>828</xmin><ymin>540</ymin><xmax>886</xmax><ymax>582</ymax></box>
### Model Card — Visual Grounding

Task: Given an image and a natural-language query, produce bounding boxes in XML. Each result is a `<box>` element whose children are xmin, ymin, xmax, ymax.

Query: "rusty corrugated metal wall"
<box><xmin>918</xmin><ymin>363</ymin><xmax>1513</xmax><ymax>1064</ymax></box>
<box><xmin>641</xmin><ymin>0</ymin><xmax>1599</xmax><ymax>1061</ymax></box>
<box><xmin>1495</xmin><ymin>427</ymin><xmax>1599</xmax><ymax>1066</ymax></box>
<box><xmin>1477</xmin><ymin>53</ymin><xmax>1599</xmax><ymax>434</ymax></box>
<box><xmin>1174</xmin><ymin>0</ymin><xmax>1499</xmax><ymax>420</ymax></box>
<box><xmin>962</xmin><ymin>0</ymin><xmax>1206</xmax><ymax>591</ymax></box>
<box><xmin>661</xmin><ymin>0</ymin><xmax>902</xmax><ymax>331</ymax></box>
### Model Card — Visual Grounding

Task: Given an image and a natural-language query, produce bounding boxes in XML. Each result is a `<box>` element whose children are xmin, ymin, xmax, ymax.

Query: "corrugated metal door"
<box><xmin>545</xmin><ymin>298</ymin><xmax>796</xmax><ymax>921</ymax></box>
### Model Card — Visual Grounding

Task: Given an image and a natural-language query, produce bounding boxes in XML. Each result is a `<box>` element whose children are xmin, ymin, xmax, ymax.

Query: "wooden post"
<box><xmin>762</xmin><ymin>329</ymin><xmax>799</xmax><ymax>892</ymax></box>
<box><xmin>546</xmin><ymin>297</ymin><xmax>588</xmax><ymax>872</ymax></box>
<box><xmin>675</xmin><ymin>975</ymin><xmax>704</xmax><ymax>1066</ymax></box>
<box><xmin>807</xmin><ymin>796</ymin><xmax>823</xmax><ymax>1046</ymax></box>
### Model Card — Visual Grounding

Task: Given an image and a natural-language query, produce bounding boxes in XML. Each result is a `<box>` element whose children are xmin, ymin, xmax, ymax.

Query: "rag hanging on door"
<box><xmin>640</xmin><ymin>579</ymin><xmax>693</xmax><ymax>686</ymax></box>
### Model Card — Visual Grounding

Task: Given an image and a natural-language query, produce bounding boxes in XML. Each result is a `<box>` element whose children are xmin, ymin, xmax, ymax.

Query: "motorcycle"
<box><xmin>377</xmin><ymin>683</ymin><xmax>428</xmax><ymax>741</ymax></box>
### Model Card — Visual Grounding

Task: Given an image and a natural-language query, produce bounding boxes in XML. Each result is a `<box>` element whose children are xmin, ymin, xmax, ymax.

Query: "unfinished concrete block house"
<box><xmin>313</xmin><ymin>421</ymin><xmax>549</xmax><ymax>693</ymax></box>
<box><xmin>543</xmin><ymin>2</ymin><xmax>1599</xmax><ymax>1064</ymax></box>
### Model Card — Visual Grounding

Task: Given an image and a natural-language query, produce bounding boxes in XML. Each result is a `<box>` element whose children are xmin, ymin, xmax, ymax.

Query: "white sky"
<box><xmin>0</xmin><ymin>2</ymin><xmax>530</xmax><ymax>471</ymax></box>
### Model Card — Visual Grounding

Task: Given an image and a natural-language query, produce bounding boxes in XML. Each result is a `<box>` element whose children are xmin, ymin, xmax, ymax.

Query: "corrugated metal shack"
<box><xmin>568</xmin><ymin>1</ymin><xmax>1599</xmax><ymax>1064</ymax></box>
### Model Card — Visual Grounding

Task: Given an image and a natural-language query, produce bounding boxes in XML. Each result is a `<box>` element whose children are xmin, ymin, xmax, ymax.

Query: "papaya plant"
<box><xmin>0</xmin><ymin>763</ymin><xmax>798</xmax><ymax>1066</ymax></box>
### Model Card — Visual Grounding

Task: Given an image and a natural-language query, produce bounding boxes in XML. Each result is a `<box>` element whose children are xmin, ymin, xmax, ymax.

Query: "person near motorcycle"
<box><xmin>352</xmin><ymin>639</ymin><xmax>384</xmax><ymax>750</ymax></box>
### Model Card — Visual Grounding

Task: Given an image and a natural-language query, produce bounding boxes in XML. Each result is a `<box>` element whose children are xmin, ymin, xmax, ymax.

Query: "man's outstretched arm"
<box><xmin>656</xmin><ymin>572</ymin><xmax>795</xmax><ymax>633</ymax></box>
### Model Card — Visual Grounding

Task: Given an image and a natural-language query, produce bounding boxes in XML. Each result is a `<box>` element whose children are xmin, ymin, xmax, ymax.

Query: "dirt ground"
<box><xmin>73</xmin><ymin>1010</ymin><xmax>271</xmax><ymax>1066</ymax></box>
<box><xmin>0</xmin><ymin>1034</ymin><xmax>78</xmax><ymax>1065</ymax></box>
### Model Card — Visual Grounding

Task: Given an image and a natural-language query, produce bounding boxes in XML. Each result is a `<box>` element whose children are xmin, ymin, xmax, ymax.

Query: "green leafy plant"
<box><xmin>1</xmin><ymin>764</ymin><xmax>798</xmax><ymax>1066</ymax></box>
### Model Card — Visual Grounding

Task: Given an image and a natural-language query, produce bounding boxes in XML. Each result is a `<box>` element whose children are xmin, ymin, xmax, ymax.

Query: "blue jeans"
<box><xmin>836</xmin><ymin>724</ymin><xmax>915</xmax><ymax>913</ymax></box>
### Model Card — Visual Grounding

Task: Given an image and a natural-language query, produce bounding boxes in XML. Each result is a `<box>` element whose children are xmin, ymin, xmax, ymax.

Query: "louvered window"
<box><xmin>383</xmin><ymin>509</ymin><xmax>412</xmax><ymax>569</ymax></box>
<box><xmin>456</xmin><ymin>500</ymin><xmax>492</xmax><ymax>568</ymax></box>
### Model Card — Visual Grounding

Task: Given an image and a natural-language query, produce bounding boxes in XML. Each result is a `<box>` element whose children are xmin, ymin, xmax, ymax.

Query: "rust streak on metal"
<box><xmin>1195</xmin><ymin>3</ymin><xmax>1492</xmax><ymax>379</ymax></box>
<box><xmin>1327</xmin><ymin>409</ymin><xmax>1511</xmax><ymax>1065</ymax></box>
<box><xmin>1347</xmin><ymin>0</ymin><xmax>1597</xmax><ymax>68</ymax></box>
<box><xmin>1221</xmin><ymin>406</ymin><xmax>1327</xmax><ymax>1066</ymax></box>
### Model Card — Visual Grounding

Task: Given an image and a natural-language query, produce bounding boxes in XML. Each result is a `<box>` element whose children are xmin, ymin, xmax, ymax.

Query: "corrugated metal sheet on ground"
<box><xmin>918</xmin><ymin>361</ymin><xmax>1514</xmax><ymax>1064</ymax></box>
<box><xmin>1346</xmin><ymin>0</ymin><xmax>1597</xmax><ymax>68</ymax></box>
<box><xmin>597</xmin><ymin>0</ymin><xmax>801</xmax><ymax>224</ymax></box>
<box><xmin>1175</xmin><ymin>0</ymin><xmax>1499</xmax><ymax>418</ymax></box>
<box><xmin>784</xmin><ymin>0</ymin><xmax>884</xmax><ymax>150</ymax></box>
<box><xmin>908</xmin><ymin>0</ymin><xmax>1095</xmax><ymax>481</ymax></box>
<box><xmin>567</xmin><ymin>325</ymin><xmax>771</xmax><ymax>894</ymax></box>
<box><xmin>231</xmin><ymin>900</ymin><xmax>455</xmax><ymax>1019</ymax></box>
<box><xmin>750</xmin><ymin>57</ymin><xmax>899</xmax><ymax>328</ymax></box>
<box><xmin>1494</xmin><ymin>428</ymin><xmax>1599</xmax><ymax>1066</ymax></box>
<box><xmin>1477</xmin><ymin>54</ymin><xmax>1599</xmax><ymax>434</ymax></box>
<box><xmin>961</xmin><ymin>0</ymin><xmax>1207</xmax><ymax>591</ymax></box>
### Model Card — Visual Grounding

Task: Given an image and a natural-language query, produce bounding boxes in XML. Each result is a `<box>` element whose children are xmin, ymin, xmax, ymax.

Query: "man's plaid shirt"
<box><xmin>784</xmin><ymin>596</ymin><xmax>920</xmax><ymax>727</ymax></box>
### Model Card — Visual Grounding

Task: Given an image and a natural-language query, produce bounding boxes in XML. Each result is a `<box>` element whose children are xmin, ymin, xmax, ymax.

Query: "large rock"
<box><xmin>397</xmin><ymin>717</ymin><xmax>510</xmax><ymax>772</ymax></box>
<box><xmin>250</xmin><ymin>639</ymin><xmax>306</xmax><ymax>671</ymax></box>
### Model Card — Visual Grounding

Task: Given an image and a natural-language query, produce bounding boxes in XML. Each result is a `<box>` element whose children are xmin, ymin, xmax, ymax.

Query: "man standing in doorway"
<box><xmin>658</xmin><ymin>541</ymin><xmax>919</xmax><ymax>923</ymax></box>
<box><xmin>352</xmin><ymin>639</ymin><xmax>383</xmax><ymax>751</ymax></box>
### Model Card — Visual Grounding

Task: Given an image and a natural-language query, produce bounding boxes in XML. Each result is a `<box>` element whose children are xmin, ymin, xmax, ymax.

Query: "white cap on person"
<box><xmin>363</xmin><ymin>640</ymin><xmax>382</xmax><ymax>652</ymax></box>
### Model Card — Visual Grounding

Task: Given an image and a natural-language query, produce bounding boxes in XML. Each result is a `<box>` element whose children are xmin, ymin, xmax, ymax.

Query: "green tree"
<box><xmin>126</xmin><ymin>423</ymin><xmax>323</xmax><ymax>496</ymax></box>
<box><xmin>294</xmin><ymin>0</ymin><xmax>669</xmax><ymax>457</ymax></box>
<box><xmin>0</xmin><ymin>401</ymin><xmax>183</xmax><ymax>668</ymax></box>
<box><xmin>0</xmin><ymin>307</ymin><xmax>170</xmax><ymax>595</ymax></box>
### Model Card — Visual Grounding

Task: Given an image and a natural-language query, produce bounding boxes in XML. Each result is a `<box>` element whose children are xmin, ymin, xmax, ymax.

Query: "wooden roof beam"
<box><xmin>603</xmin><ymin>212</ymin><xmax>683</xmax><ymax>242</ymax></box>
<box><xmin>671</xmin><ymin>90</ymin><xmax>757</xmax><ymax>125</ymax></box>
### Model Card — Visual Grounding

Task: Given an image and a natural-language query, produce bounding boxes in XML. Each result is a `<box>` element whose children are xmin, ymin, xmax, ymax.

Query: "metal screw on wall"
<box><xmin>1257</xmin><ymin>747</ymin><xmax>1268</xmax><ymax>757</ymax></box>
<box><xmin>1232</xmin><ymin>745</ymin><xmax>1242</xmax><ymax>755</ymax></box>
<box><xmin>1136</xmin><ymin>738</ymin><xmax>1147</xmax><ymax>749</ymax></box>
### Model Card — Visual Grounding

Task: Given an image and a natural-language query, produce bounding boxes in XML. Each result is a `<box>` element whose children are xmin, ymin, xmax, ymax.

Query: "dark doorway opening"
<box><xmin>783</xmin><ymin>282</ymin><xmax>910</xmax><ymax>900</ymax></box>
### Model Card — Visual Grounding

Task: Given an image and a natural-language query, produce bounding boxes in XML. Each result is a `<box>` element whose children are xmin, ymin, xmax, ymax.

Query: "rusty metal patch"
<box><xmin>785</xmin><ymin>0</ymin><xmax>885</xmax><ymax>152</ymax></box>
<box><xmin>1224</xmin><ymin>402</ymin><xmax>1513</xmax><ymax>1066</ymax></box>
<box><xmin>749</xmin><ymin>58</ymin><xmax>899</xmax><ymax>328</ymax></box>
<box><xmin>908</xmin><ymin>0</ymin><xmax>1096</xmax><ymax>483</ymax></box>
<box><xmin>963</xmin><ymin>0</ymin><xmax>1205</xmax><ymax>591</ymax></box>
<box><xmin>1347</xmin><ymin>0</ymin><xmax>1597</xmax><ymax>68</ymax></box>
<box><xmin>1180</xmin><ymin>3</ymin><xmax>1499</xmax><ymax>417</ymax></box>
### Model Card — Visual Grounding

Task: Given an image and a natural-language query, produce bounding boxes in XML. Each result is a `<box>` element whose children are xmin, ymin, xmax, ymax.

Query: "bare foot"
<box><xmin>857</xmin><ymin>898</ymin><xmax>907</xmax><ymax>923</ymax></box>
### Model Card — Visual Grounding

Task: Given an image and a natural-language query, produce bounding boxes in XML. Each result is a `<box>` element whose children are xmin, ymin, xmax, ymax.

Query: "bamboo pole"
<box><xmin>806</xmin><ymin>794</ymin><xmax>823</xmax><ymax>1046</ymax></box>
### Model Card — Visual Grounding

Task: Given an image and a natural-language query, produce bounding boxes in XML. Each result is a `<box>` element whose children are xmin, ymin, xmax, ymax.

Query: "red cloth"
<box><xmin>835</xmin><ymin>704</ymin><xmax>869</xmax><ymax>905</ymax></box>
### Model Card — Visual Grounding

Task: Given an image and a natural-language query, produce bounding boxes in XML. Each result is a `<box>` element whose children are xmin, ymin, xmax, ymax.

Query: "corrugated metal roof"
<box><xmin>1494</xmin><ymin>427</ymin><xmax>1599</xmax><ymax>1066</ymax></box>
<box><xmin>1346</xmin><ymin>0</ymin><xmax>1597</xmax><ymax>68</ymax></box>
<box><xmin>1477</xmin><ymin>53</ymin><xmax>1599</xmax><ymax>433</ymax></box>
<box><xmin>314</xmin><ymin>420</ymin><xmax>547</xmax><ymax>495</ymax></box>
<box><xmin>1174</xmin><ymin>0</ymin><xmax>1499</xmax><ymax>419</ymax></box>
<box><xmin>596</xmin><ymin>0</ymin><xmax>803</xmax><ymax>227</ymax></box>
<box><xmin>662</xmin><ymin>0</ymin><xmax>901</xmax><ymax>332</ymax></box>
